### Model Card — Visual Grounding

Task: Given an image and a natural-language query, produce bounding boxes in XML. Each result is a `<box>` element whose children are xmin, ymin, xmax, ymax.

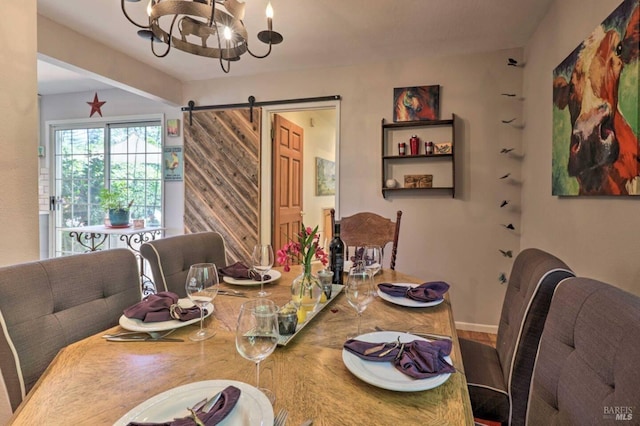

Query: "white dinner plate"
<box><xmin>119</xmin><ymin>298</ymin><xmax>214</xmax><ymax>332</ymax></box>
<box><xmin>222</xmin><ymin>269</ymin><xmax>282</xmax><ymax>286</ymax></box>
<box><xmin>113</xmin><ymin>380</ymin><xmax>273</xmax><ymax>425</ymax></box>
<box><xmin>376</xmin><ymin>283</ymin><xmax>445</xmax><ymax>308</ymax></box>
<box><xmin>342</xmin><ymin>331</ymin><xmax>452</xmax><ymax>392</ymax></box>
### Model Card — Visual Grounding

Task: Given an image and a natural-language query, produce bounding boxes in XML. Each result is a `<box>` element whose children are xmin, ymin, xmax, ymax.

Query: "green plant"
<box><xmin>99</xmin><ymin>188</ymin><xmax>133</xmax><ymax>211</ymax></box>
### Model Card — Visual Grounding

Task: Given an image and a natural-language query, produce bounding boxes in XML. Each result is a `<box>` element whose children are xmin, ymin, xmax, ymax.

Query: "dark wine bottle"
<box><xmin>329</xmin><ymin>222</ymin><xmax>345</xmax><ymax>284</ymax></box>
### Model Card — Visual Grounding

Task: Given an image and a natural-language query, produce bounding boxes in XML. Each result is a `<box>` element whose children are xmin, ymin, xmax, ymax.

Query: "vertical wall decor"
<box><xmin>497</xmin><ymin>55</ymin><xmax>526</xmax><ymax>284</ymax></box>
<box><xmin>163</xmin><ymin>146</ymin><xmax>183</xmax><ymax>181</ymax></box>
<box><xmin>183</xmin><ymin>108</ymin><xmax>261</xmax><ymax>263</ymax></box>
<box><xmin>552</xmin><ymin>0</ymin><xmax>639</xmax><ymax>196</ymax></box>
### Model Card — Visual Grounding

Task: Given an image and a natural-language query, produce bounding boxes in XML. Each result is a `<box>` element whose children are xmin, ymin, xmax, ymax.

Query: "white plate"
<box><xmin>376</xmin><ymin>283</ymin><xmax>444</xmax><ymax>308</ymax></box>
<box><xmin>342</xmin><ymin>331</ymin><xmax>452</xmax><ymax>392</ymax></box>
<box><xmin>119</xmin><ymin>298</ymin><xmax>214</xmax><ymax>332</ymax></box>
<box><xmin>113</xmin><ymin>380</ymin><xmax>273</xmax><ymax>425</ymax></box>
<box><xmin>222</xmin><ymin>269</ymin><xmax>282</xmax><ymax>286</ymax></box>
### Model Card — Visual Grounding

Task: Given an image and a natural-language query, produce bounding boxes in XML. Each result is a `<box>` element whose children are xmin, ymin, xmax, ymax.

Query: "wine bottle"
<box><xmin>329</xmin><ymin>222</ymin><xmax>345</xmax><ymax>284</ymax></box>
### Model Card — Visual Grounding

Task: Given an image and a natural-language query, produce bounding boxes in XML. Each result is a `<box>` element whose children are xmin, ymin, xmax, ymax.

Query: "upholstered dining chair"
<box><xmin>527</xmin><ymin>277</ymin><xmax>640</xmax><ymax>425</ymax></box>
<box><xmin>330</xmin><ymin>209</ymin><xmax>402</xmax><ymax>270</ymax></box>
<box><xmin>0</xmin><ymin>249</ymin><xmax>141</xmax><ymax>416</ymax></box>
<box><xmin>459</xmin><ymin>248</ymin><xmax>574</xmax><ymax>426</ymax></box>
<box><xmin>140</xmin><ymin>231</ymin><xmax>227</xmax><ymax>297</ymax></box>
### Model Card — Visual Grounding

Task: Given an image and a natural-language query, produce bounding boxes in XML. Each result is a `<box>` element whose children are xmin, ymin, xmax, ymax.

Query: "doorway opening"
<box><xmin>260</xmin><ymin>100</ymin><xmax>340</xmax><ymax>252</ymax></box>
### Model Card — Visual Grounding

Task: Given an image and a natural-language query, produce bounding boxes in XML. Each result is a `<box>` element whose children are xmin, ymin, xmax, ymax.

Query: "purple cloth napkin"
<box><xmin>377</xmin><ymin>281</ymin><xmax>450</xmax><ymax>302</ymax></box>
<box><xmin>127</xmin><ymin>385</ymin><xmax>241</xmax><ymax>426</ymax></box>
<box><xmin>343</xmin><ymin>338</ymin><xmax>456</xmax><ymax>379</ymax></box>
<box><xmin>123</xmin><ymin>291</ymin><xmax>204</xmax><ymax>322</ymax></box>
<box><xmin>218</xmin><ymin>262</ymin><xmax>270</xmax><ymax>281</ymax></box>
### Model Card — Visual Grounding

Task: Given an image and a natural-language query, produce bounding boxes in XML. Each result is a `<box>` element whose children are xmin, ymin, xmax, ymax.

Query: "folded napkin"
<box><xmin>127</xmin><ymin>385</ymin><xmax>241</xmax><ymax>426</ymax></box>
<box><xmin>123</xmin><ymin>291</ymin><xmax>204</xmax><ymax>322</ymax></box>
<box><xmin>218</xmin><ymin>262</ymin><xmax>270</xmax><ymax>281</ymax></box>
<box><xmin>377</xmin><ymin>281</ymin><xmax>450</xmax><ymax>302</ymax></box>
<box><xmin>343</xmin><ymin>338</ymin><xmax>455</xmax><ymax>379</ymax></box>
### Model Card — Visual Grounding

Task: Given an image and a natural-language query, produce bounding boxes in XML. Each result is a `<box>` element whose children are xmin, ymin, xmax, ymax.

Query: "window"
<box><xmin>53</xmin><ymin>119</ymin><xmax>163</xmax><ymax>256</ymax></box>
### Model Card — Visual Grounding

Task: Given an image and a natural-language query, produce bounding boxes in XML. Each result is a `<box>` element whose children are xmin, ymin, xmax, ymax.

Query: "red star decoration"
<box><xmin>87</xmin><ymin>93</ymin><xmax>106</xmax><ymax>117</ymax></box>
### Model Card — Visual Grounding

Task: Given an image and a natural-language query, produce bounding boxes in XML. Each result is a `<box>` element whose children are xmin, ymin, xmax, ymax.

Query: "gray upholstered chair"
<box><xmin>140</xmin><ymin>232</ymin><xmax>227</xmax><ymax>297</ymax></box>
<box><xmin>527</xmin><ymin>277</ymin><xmax>640</xmax><ymax>426</ymax></box>
<box><xmin>459</xmin><ymin>248</ymin><xmax>574</xmax><ymax>426</ymax></box>
<box><xmin>0</xmin><ymin>249</ymin><xmax>141</xmax><ymax>413</ymax></box>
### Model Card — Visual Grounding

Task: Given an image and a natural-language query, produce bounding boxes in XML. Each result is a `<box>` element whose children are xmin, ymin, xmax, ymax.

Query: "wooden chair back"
<box><xmin>330</xmin><ymin>209</ymin><xmax>402</xmax><ymax>270</ymax></box>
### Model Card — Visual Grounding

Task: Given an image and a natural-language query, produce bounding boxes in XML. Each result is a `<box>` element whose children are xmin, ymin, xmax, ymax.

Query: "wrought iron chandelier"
<box><xmin>120</xmin><ymin>0</ymin><xmax>283</xmax><ymax>73</ymax></box>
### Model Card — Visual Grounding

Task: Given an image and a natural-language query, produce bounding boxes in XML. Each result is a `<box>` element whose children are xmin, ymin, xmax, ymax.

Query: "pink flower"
<box><xmin>277</xmin><ymin>224</ymin><xmax>326</xmax><ymax>270</ymax></box>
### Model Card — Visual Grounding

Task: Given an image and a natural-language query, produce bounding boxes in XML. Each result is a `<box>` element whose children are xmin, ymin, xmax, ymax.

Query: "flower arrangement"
<box><xmin>276</xmin><ymin>224</ymin><xmax>328</xmax><ymax>273</ymax></box>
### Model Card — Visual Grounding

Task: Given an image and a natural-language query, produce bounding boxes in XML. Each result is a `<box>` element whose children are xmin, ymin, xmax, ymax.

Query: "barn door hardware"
<box><xmin>187</xmin><ymin>100</ymin><xmax>195</xmax><ymax>126</ymax></box>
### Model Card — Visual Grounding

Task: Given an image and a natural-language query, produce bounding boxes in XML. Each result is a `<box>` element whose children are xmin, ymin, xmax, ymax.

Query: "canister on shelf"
<box><xmin>410</xmin><ymin>135</ymin><xmax>420</xmax><ymax>155</ymax></box>
<box><xmin>425</xmin><ymin>140</ymin><xmax>434</xmax><ymax>155</ymax></box>
<box><xmin>398</xmin><ymin>142</ymin><xmax>406</xmax><ymax>156</ymax></box>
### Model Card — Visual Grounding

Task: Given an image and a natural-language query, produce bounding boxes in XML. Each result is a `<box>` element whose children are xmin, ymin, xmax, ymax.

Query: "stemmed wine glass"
<box><xmin>235</xmin><ymin>299</ymin><xmax>279</xmax><ymax>404</ymax></box>
<box><xmin>252</xmin><ymin>244</ymin><xmax>274</xmax><ymax>297</ymax></box>
<box><xmin>185</xmin><ymin>263</ymin><xmax>219</xmax><ymax>341</ymax></box>
<box><xmin>345</xmin><ymin>266</ymin><xmax>375</xmax><ymax>337</ymax></box>
<box><xmin>363</xmin><ymin>245</ymin><xmax>383</xmax><ymax>277</ymax></box>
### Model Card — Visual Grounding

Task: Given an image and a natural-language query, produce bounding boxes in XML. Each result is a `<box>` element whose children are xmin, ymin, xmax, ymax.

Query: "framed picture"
<box><xmin>404</xmin><ymin>174</ymin><xmax>433</xmax><ymax>188</ymax></box>
<box><xmin>167</xmin><ymin>119</ymin><xmax>180</xmax><ymax>137</ymax></box>
<box><xmin>315</xmin><ymin>157</ymin><xmax>335</xmax><ymax>196</ymax></box>
<box><xmin>163</xmin><ymin>146</ymin><xmax>183</xmax><ymax>181</ymax></box>
<box><xmin>393</xmin><ymin>85</ymin><xmax>440</xmax><ymax>122</ymax></box>
<box><xmin>434</xmin><ymin>142</ymin><xmax>452</xmax><ymax>155</ymax></box>
<box><xmin>552</xmin><ymin>0</ymin><xmax>639</xmax><ymax>196</ymax></box>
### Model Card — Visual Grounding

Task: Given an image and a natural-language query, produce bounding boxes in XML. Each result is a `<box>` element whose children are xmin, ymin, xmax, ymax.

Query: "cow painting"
<box><xmin>552</xmin><ymin>0</ymin><xmax>639</xmax><ymax>196</ymax></box>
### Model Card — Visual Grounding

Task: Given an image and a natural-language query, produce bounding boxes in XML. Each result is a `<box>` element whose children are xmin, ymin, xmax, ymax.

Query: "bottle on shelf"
<box><xmin>329</xmin><ymin>222</ymin><xmax>345</xmax><ymax>284</ymax></box>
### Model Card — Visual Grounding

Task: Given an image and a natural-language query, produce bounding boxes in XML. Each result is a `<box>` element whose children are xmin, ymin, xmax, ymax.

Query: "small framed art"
<box><xmin>393</xmin><ymin>85</ymin><xmax>440</xmax><ymax>122</ymax></box>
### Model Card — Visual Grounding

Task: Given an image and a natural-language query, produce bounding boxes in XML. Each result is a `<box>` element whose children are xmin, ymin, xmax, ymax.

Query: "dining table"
<box><xmin>9</xmin><ymin>265</ymin><xmax>473</xmax><ymax>425</ymax></box>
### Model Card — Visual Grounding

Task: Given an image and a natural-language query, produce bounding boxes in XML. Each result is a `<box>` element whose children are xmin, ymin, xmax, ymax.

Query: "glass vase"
<box><xmin>291</xmin><ymin>265</ymin><xmax>323</xmax><ymax>322</ymax></box>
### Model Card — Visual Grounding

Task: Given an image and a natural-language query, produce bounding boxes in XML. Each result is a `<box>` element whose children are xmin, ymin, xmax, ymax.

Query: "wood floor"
<box><xmin>457</xmin><ymin>329</ymin><xmax>497</xmax><ymax>347</ymax></box>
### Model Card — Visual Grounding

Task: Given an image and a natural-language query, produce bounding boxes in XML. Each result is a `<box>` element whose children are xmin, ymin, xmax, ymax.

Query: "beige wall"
<box><xmin>37</xmin><ymin>15</ymin><xmax>183</xmax><ymax>106</ymax></box>
<box><xmin>521</xmin><ymin>0</ymin><xmax>640</xmax><ymax>296</ymax></box>
<box><xmin>184</xmin><ymin>49</ymin><xmax>525</xmax><ymax>328</ymax></box>
<box><xmin>0</xmin><ymin>0</ymin><xmax>39</xmax><ymax>266</ymax></box>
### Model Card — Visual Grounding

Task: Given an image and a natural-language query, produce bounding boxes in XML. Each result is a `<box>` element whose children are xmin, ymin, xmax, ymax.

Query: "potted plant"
<box><xmin>99</xmin><ymin>187</ymin><xmax>133</xmax><ymax>227</ymax></box>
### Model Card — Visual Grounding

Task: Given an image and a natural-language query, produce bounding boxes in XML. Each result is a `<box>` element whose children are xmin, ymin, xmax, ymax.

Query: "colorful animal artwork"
<box><xmin>552</xmin><ymin>0</ymin><xmax>639</xmax><ymax>196</ymax></box>
<box><xmin>393</xmin><ymin>85</ymin><xmax>440</xmax><ymax>122</ymax></box>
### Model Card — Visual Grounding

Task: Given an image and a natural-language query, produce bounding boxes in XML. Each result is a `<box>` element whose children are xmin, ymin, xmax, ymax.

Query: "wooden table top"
<box><xmin>10</xmin><ymin>265</ymin><xmax>473</xmax><ymax>426</ymax></box>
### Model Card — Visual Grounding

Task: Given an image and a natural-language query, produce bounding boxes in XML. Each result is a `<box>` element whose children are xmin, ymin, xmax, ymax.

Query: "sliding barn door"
<box><xmin>183</xmin><ymin>108</ymin><xmax>261</xmax><ymax>264</ymax></box>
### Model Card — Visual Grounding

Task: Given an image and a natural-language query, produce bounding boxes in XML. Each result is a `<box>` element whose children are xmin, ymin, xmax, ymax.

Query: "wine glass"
<box><xmin>345</xmin><ymin>266</ymin><xmax>375</xmax><ymax>337</ymax></box>
<box><xmin>185</xmin><ymin>263</ymin><xmax>219</xmax><ymax>341</ymax></box>
<box><xmin>235</xmin><ymin>299</ymin><xmax>279</xmax><ymax>404</ymax></box>
<box><xmin>252</xmin><ymin>244</ymin><xmax>274</xmax><ymax>297</ymax></box>
<box><xmin>363</xmin><ymin>245</ymin><xmax>383</xmax><ymax>277</ymax></box>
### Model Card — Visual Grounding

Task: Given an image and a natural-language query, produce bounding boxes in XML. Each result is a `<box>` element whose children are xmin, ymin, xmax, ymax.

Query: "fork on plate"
<box><xmin>273</xmin><ymin>408</ymin><xmax>288</xmax><ymax>426</ymax></box>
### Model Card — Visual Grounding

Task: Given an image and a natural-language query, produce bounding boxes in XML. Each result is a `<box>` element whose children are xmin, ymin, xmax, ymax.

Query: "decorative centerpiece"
<box><xmin>99</xmin><ymin>188</ymin><xmax>133</xmax><ymax>227</ymax></box>
<box><xmin>276</xmin><ymin>225</ymin><xmax>329</xmax><ymax>322</ymax></box>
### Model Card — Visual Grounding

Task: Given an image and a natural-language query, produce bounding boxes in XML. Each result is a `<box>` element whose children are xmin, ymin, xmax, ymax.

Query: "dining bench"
<box><xmin>0</xmin><ymin>248</ymin><xmax>141</xmax><ymax>419</ymax></box>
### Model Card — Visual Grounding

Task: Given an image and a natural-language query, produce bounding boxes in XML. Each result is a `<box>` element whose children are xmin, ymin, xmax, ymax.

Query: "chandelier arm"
<box><xmin>120</xmin><ymin>0</ymin><xmax>150</xmax><ymax>29</ymax></box>
<box><xmin>218</xmin><ymin>57</ymin><xmax>231</xmax><ymax>73</ymax></box>
<box><xmin>150</xmin><ymin>14</ymin><xmax>178</xmax><ymax>58</ymax></box>
<box><xmin>246</xmin><ymin>41</ymin><xmax>273</xmax><ymax>59</ymax></box>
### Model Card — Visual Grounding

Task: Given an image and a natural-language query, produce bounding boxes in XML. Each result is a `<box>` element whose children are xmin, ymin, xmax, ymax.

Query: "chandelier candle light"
<box><xmin>120</xmin><ymin>0</ymin><xmax>283</xmax><ymax>73</ymax></box>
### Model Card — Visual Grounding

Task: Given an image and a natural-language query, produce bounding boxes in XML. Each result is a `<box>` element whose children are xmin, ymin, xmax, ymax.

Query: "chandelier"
<box><xmin>120</xmin><ymin>0</ymin><xmax>283</xmax><ymax>73</ymax></box>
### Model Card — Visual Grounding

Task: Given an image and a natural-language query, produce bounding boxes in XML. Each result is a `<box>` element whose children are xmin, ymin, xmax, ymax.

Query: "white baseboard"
<box><xmin>455</xmin><ymin>321</ymin><xmax>499</xmax><ymax>334</ymax></box>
